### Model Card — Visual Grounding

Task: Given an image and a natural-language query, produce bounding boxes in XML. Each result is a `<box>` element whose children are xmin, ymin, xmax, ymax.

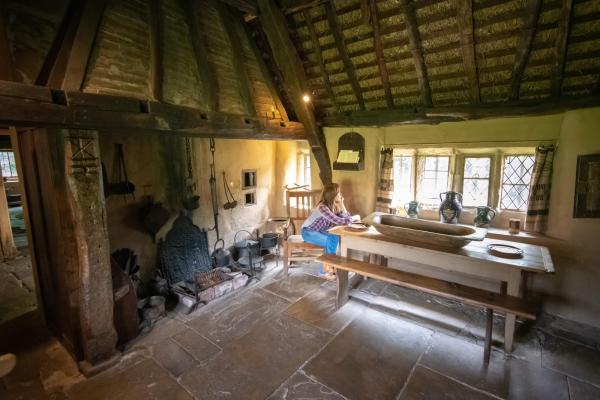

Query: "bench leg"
<box><xmin>283</xmin><ymin>243</ymin><xmax>290</xmax><ymax>277</ymax></box>
<box><xmin>484</xmin><ymin>308</ymin><xmax>493</xmax><ymax>363</ymax></box>
<box><xmin>336</xmin><ymin>268</ymin><xmax>349</xmax><ymax>310</ymax></box>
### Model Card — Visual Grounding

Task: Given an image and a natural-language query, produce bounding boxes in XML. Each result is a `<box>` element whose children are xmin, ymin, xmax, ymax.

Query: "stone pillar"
<box><xmin>63</xmin><ymin>130</ymin><xmax>117</xmax><ymax>366</ymax></box>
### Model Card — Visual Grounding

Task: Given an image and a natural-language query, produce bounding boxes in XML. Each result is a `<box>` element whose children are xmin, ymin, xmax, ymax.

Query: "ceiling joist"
<box><xmin>457</xmin><ymin>0</ymin><xmax>480</xmax><ymax>104</ymax></box>
<box><xmin>304</xmin><ymin>10</ymin><xmax>341</xmax><ymax>113</ymax></box>
<box><xmin>509</xmin><ymin>0</ymin><xmax>543</xmax><ymax>101</ymax></box>
<box><xmin>368</xmin><ymin>0</ymin><xmax>394</xmax><ymax>109</ymax></box>
<box><xmin>324</xmin><ymin>1</ymin><xmax>365</xmax><ymax>110</ymax></box>
<box><xmin>550</xmin><ymin>0</ymin><xmax>574</xmax><ymax>98</ymax></box>
<box><xmin>401</xmin><ymin>0</ymin><xmax>432</xmax><ymax>107</ymax></box>
<box><xmin>0</xmin><ymin>3</ymin><xmax>15</xmax><ymax>81</ymax></box>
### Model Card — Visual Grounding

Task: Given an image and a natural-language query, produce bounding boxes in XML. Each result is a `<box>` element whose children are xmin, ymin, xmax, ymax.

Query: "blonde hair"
<box><xmin>320</xmin><ymin>183</ymin><xmax>342</xmax><ymax>214</ymax></box>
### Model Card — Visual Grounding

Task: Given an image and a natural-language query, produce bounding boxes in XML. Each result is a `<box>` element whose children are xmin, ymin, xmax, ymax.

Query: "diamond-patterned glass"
<box><xmin>500</xmin><ymin>155</ymin><xmax>535</xmax><ymax>210</ymax></box>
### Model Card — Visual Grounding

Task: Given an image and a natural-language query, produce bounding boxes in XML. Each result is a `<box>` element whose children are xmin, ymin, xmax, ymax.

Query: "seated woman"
<box><xmin>301</xmin><ymin>183</ymin><xmax>356</xmax><ymax>278</ymax></box>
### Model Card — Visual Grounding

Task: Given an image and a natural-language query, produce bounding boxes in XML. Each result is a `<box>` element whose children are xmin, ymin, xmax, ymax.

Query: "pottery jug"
<box><xmin>404</xmin><ymin>201</ymin><xmax>420</xmax><ymax>218</ymax></box>
<box><xmin>439</xmin><ymin>191</ymin><xmax>463</xmax><ymax>224</ymax></box>
<box><xmin>473</xmin><ymin>206</ymin><xmax>496</xmax><ymax>227</ymax></box>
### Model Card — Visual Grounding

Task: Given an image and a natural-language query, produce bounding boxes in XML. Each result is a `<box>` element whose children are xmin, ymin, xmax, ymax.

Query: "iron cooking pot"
<box><xmin>259</xmin><ymin>233</ymin><xmax>279</xmax><ymax>249</ymax></box>
<box><xmin>212</xmin><ymin>239</ymin><xmax>231</xmax><ymax>268</ymax></box>
<box><xmin>234</xmin><ymin>230</ymin><xmax>260</xmax><ymax>260</ymax></box>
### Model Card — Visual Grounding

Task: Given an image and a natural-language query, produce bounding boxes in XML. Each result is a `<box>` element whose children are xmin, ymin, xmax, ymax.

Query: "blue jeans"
<box><xmin>301</xmin><ymin>229</ymin><xmax>339</xmax><ymax>273</ymax></box>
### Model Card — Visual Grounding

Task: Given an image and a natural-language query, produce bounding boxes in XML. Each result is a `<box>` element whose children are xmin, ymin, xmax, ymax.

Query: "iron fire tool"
<box><xmin>208</xmin><ymin>138</ymin><xmax>220</xmax><ymax>241</ymax></box>
<box><xmin>222</xmin><ymin>171</ymin><xmax>237</xmax><ymax>210</ymax></box>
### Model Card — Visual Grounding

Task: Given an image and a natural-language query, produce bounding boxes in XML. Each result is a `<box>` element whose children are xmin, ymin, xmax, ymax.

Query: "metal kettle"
<box><xmin>212</xmin><ymin>239</ymin><xmax>231</xmax><ymax>268</ymax></box>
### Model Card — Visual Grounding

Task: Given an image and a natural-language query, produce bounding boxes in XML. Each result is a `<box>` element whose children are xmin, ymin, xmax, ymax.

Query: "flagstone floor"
<box><xmin>2</xmin><ymin>260</ymin><xmax>600</xmax><ymax>400</ymax></box>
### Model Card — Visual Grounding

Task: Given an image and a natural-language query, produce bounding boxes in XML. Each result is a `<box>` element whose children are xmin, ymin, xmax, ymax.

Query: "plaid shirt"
<box><xmin>302</xmin><ymin>203</ymin><xmax>353</xmax><ymax>233</ymax></box>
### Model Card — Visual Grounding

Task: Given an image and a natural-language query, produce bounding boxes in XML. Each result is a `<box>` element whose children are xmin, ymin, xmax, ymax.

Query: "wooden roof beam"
<box><xmin>368</xmin><ymin>0</ymin><xmax>394</xmax><ymax>108</ymax></box>
<box><xmin>550</xmin><ymin>0</ymin><xmax>574</xmax><ymax>97</ymax></box>
<box><xmin>321</xmin><ymin>94</ymin><xmax>600</xmax><ymax>126</ymax></box>
<box><xmin>148</xmin><ymin>0</ymin><xmax>163</xmax><ymax>101</ymax></box>
<box><xmin>324</xmin><ymin>0</ymin><xmax>365</xmax><ymax>110</ymax></box>
<box><xmin>0</xmin><ymin>3</ymin><xmax>15</xmax><ymax>81</ymax></box>
<box><xmin>0</xmin><ymin>81</ymin><xmax>304</xmax><ymax>140</ymax></box>
<box><xmin>37</xmin><ymin>0</ymin><xmax>107</xmax><ymax>91</ymax></box>
<box><xmin>217</xmin><ymin>2</ymin><xmax>256</xmax><ymax>116</ymax></box>
<box><xmin>457</xmin><ymin>0</ymin><xmax>480</xmax><ymax>103</ymax></box>
<box><xmin>304</xmin><ymin>10</ymin><xmax>341</xmax><ymax>113</ymax></box>
<box><xmin>257</xmin><ymin>0</ymin><xmax>332</xmax><ymax>184</ymax></box>
<box><xmin>183</xmin><ymin>0</ymin><xmax>216</xmax><ymax>110</ymax></box>
<box><xmin>509</xmin><ymin>0</ymin><xmax>543</xmax><ymax>101</ymax></box>
<box><xmin>242</xmin><ymin>22</ymin><xmax>289</xmax><ymax>122</ymax></box>
<box><xmin>401</xmin><ymin>0</ymin><xmax>432</xmax><ymax>107</ymax></box>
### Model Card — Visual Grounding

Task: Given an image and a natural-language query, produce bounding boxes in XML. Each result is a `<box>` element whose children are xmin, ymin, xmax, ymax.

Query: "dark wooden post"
<box><xmin>257</xmin><ymin>0</ymin><xmax>332</xmax><ymax>184</ymax></box>
<box><xmin>63</xmin><ymin>129</ymin><xmax>117</xmax><ymax>368</ymax></box>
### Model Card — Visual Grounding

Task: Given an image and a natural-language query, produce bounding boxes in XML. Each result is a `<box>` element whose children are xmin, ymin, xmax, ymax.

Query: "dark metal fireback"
<box><xmin>158</xmin><ymin>215</ymin><xmax>212</xmax><ymax>284</ymax></box>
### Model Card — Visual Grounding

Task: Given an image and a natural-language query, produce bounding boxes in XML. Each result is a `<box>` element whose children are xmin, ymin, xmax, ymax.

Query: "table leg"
<box><xmin>504</xmin><ymin>269</ymin><xmax>523</xmax><ymax>353</ymax></box>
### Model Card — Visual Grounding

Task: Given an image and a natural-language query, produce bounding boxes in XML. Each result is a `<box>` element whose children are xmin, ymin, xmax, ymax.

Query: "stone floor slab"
<box><xmin>261</xmin><ymin>272</ymin><xmax>324</xmax><ymax>302</ymax></box>
<box><xmin>568</xmin><ymin>377</ymin><xmax>600</xmax><ymax>400</ymax></box>
<box><xmin>541</xmin><ymin>334</ymin><xmax>600</xmax><ymax>387</ymax></box>
<box><xmin>153</xmin><ymin>338</ymin><xmax>197</xmax><ymax>378</ymax></box>
<box><xmin>172</xmin><ymin>328</ymin><xmax>221</xmax><ymax>363</ymax></box>
<box><xmin>179</xmin><ymin>314</ymin><xmax>331</xmax><ymax>400</ymax></box>
<box><xmin>398</xmin><ymin>366</ymin><xmax>495</xmax><ymax>400</ymax></box>
<box><xmin>267</xmin><ymin>371</ymin><xmax>347</xmax><ymax>400</ymax></box>
<box><xmin>187</xmin><ymin>288</ymin><xmax>290</xmax><ymax>345</ymax></box>
<box><xmin>367</xmin><ymin>284</ymin><xmax>474</xmax><ymax>336</ymax></box>
<box><xmin>68</xmin><ymin>359</ymin><xmax>192</xmax><ymax>400</ymax></box>
<box><xmin>285</xmin><ymin>287</ymin><xmax>366</xmax><ymax>334</ymax></box>
<box><xmin>304</xmin><ymin>307</ymin><xmax>433</xmax><ymax>400</ymax></box>
<box><xmin>420</xmin><ymin>333</ymin><xmax>570</xmax><ymax>400</ymax></box>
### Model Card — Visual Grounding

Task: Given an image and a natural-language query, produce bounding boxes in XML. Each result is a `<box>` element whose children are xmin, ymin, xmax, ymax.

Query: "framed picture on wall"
<box><xmin>573</xmin><ymin>154</ymin><xmax>600</xmax><ymax>218</ymax></box>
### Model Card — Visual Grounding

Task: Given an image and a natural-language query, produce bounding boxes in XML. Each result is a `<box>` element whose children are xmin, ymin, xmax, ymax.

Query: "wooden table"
<box><xmin>328</xmin><ymin>225</ymin><xmax>554</xmax><ymax>352</ymax></box>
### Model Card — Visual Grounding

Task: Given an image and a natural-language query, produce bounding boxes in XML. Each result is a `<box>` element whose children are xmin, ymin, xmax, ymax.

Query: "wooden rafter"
<box><xmin>148</xmin><ymin>0</ymin><xmax>163</xmax><ymax>101</ymax></box>
<box><xmin>304</xmin><ymin>10</ymin><xmax>340</xmax><ymax>113</ymax></box>
<box><xmin>457</xmin><ymin>0</ymin><xmax>480</xmax><ymax>103</ymax></box>
<box><xmin>257</xmin><ymin>0</ymin><xmax>332</xmax><ymax>184</ymax></box>
<box><xmin>218</xmin><ymin>2</ymin><xmax>256</xmax><ymax>116</ymax></box>
<box><xmin>401</xmin><ymin>0</ymin><xmax>432</xmax><ymax>107</ymax></box>
<box><xmin>0</xmin><ymin>81</ymin><xmax>305</xmax><ymax>140</ymax></box>
<box><xmin>368</xmin><ymin>0</ymin><xmax>394</xmax><ymax>108</ymax></box>
<box><xmin>509</xmin><ymin>0</ymin><xmax>543</xmax><ymax>101</ymax></box>
<box><xmin>242</xmin><ymin>22</ymin><xmax>289</xmax><ymax>122</ymax></box>
<box><xmin>183</xmin><ymin>0</ymin><xmax>217</xmax><ymax>111</ymax></box>
<box><xmin>324</xmin><ymin>0</ymin><xmax>365</xmax><ymax>110</ymax></box>
<box><xmin>38</xmin><ymin>0</ymin><xmax>107</xmax><ymax>91</ymax></box>
<box><xmin>0</xmin><ymin>3</ymin><xmax>15</xmax><ymax>81</ymax></box>
<box><xmin>550</xmin><ymin>0</ymin><xmax>574</xmax><ymax>97</ymax></box>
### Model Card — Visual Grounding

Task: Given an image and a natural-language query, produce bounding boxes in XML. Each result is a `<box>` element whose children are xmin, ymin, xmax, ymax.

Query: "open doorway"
<box><xmin>0</xmin><ymin>130</ymin><xmax>37</xmax><ymax>326</ymax></box>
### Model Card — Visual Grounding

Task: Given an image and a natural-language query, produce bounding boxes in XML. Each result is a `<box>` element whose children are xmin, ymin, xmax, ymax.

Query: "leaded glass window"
<box><xmin>463</xmin><ymin>157</ymin><xmax>491</xmax><ymax>207</ymax></box>
<box><xmin>500</xmin><ymin>155</ymin><xmax>535</xmax><ymax>211</ymax></box>
<box><xmin>0</xmin><ymin>151</ymin><xmax>17</xmax><ymax>178</ymax></box>
<box><xmin>417</xmin><ymin>156</ymin><xmax>449</xmax><ymax>206</ymax></box>
<box><xmin>393</xmin><ymin>155</ymin><xmax>413</xmax><ymax>205</ymax></box>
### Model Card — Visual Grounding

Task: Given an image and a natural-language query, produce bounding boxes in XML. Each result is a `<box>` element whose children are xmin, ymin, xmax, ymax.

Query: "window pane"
<box><xmin>463</xmin><ymin>179</ymin><xmax>490</xmax><ymax>206</ymax></box>
<box><xmin>393</xmin><ymin>156</ymin><xmax>412</xmax><ymax>205</ymax></box>
<box><xmin>463</xmin><ymin>157</ymin><xmax>491</xmax><ymax>206</ymax></box>
<box><xmin>0</xmin><ymin>152</ymin><xmax>17</xmax><ymax>178</ymax></box>
<box><xmin>500</xmin><ymin>155</ymin><xmax>535</xmax><ymax>210</ymax></box>
<box><xmin>464</xmin><ymin>157</ymin><xmax>490</xmax><ymax>179</ymax></box>
<box><xmin>418</xmin><ymin>156</ymin><xmax>449</xmax><ymax>205</ymax></box>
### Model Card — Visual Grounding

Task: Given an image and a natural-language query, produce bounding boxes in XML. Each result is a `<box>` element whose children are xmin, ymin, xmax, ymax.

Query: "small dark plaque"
<box><xmin>573</xmin><ymin>154</ymin><xmax>600</xmax><ymax>218</ymax></box>
<box><xmin>333</xmin><ymin>132</ymin><xmax>365</xmax><ymax>171</ymax></box>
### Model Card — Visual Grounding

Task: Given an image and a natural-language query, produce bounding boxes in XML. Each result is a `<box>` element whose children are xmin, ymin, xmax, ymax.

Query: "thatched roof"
<box><xmin>260</xmin><ymin>0</ymin><xmax>600</xmax><ymax>120</ymax></box>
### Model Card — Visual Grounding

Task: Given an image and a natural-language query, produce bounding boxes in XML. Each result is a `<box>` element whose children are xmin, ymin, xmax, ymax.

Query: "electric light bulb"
<box><xmin>302</xmin><ymin>94</ymin><xmax>310</xmax><ymax>103</ymax></box>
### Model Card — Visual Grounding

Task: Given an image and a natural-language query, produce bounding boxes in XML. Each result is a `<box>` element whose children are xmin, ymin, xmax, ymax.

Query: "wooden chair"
<box><xmin>283</xmin><ymin>189</ymin><xmax>324</xmax><ymax>276</ymax></box>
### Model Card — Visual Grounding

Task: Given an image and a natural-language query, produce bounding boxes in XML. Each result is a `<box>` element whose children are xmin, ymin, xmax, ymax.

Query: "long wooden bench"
<box><xmin>317</xmin><ymin>254</ymin><xmax>537</xmax><ymax>361</ymax></box>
